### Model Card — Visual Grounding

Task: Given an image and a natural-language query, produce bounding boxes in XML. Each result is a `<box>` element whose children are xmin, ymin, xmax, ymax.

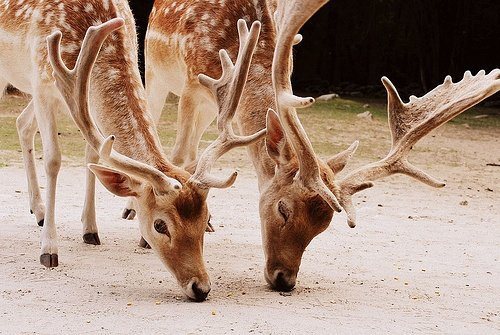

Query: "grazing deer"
<box><xmin>147</xmin><ymin>0</ymin><xmax>500</xmax><ymax>292</ymax></box>
<box><xmin>1</xmin><ymin>0</ymin><xmax>263</xmax><ymax>301</ymax></box>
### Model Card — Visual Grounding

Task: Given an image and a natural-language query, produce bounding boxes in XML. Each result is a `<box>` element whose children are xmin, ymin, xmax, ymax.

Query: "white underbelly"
<box><xmin>0</xmin><ymin>29</ymin><xmax>34</xmax><ymax>93</ymax></box>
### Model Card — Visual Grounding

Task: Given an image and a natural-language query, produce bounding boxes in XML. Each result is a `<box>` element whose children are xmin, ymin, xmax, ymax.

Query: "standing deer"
<box><xmin>147</xmin><ymin>0</ymin><xmax>500</xmax><ymax>291</ymax></box>
<box><xmin>0</xmin><ymin>0</ymin><xmax>263</xmax><ymax>301</ymax></box>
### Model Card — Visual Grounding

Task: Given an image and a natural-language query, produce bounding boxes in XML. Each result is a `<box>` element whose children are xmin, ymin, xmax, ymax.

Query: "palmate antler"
<box><xmin>270</xmin><ymin>1</ymin><xmax>499</xmax><ymax>227</ymax></box>
<box><xmin>336</xmin><ymin>69</ymin><xmax>500</xmax><ymax>227</ymax></box>
<box><xmin>271</xmin><ymin>0</ymin><xmax>342</xmax><ymax>212</ymax></box>
<box><xmin>189</xmin><ymin>20</ymin><xmax>266</xmax><ymax>190</ymax></box>
<box><xmin>46</xmin><ymin>18</ymin><xmax>181</xmax><ymax>194</ymax></box>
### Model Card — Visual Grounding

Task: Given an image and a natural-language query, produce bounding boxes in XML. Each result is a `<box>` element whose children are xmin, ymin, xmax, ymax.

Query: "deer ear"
<box><xmin>265</xmin><ymin>109</ymin><xmax>294</xmax><ymax>165</ymax></box>
<box><xmin>88</xmin><ymin>164</ymin><xmax>141</xmax><ymax>197</ymax></box>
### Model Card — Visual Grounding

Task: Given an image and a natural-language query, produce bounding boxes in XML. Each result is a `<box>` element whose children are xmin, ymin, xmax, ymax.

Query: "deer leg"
<box><xmin>81</xmin><ymin>143</ymin><xmax>100</xmax><ymax>245</ymax></box>
<box><xmin>189</xmin><ymin>99</ymin><xmax>218</xmax><ymax>166</ymax></box>
<box><xmin>190</xmin><ymin>99</ymin><xmax>218</xmax><ymax>233</ymax></box>
<box><xmin>145</xmin><ymin>66</ymin><xmax>170</xmax><ymax>126</ymax></box>
<box><xmin>16</xmin><ymin>100</ymin><xmax>46</xmax><ymax>226</ymax></box>
<box><xmin>121</xmin><ymin>198</ymin><xmax>136</xmax><ymax>220</ymax></box>
<box><xmin>171</xmin><ymin>87</ymin><xmax>200</xmax><ymax>166</ymax></box>
<box><xmin>171</xmin><ymin>86</ymin><xmax>216</xmax><ymax>167</ymax></box>
<box><xmin>33</xmin><ymin>94</ymin><xmax>62</xmax><ymax>268</ymax></box>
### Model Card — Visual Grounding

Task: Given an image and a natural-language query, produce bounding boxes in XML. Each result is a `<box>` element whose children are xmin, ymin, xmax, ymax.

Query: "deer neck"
<box><xmin>89</xmin><ymin>59</ymin><xmax>189</xmax><ymax>183</ymax></box>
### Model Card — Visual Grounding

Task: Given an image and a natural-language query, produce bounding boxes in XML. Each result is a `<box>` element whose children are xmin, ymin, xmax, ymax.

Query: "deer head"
<box><xmin>259</xmin><ymin>0</ymin><xmax>500</xmax><ymax>291</ymax></box>
<box><xmin>47</xmin><ymin>18</ymin><xmax>264</xmax><ymax>301</ymax></box>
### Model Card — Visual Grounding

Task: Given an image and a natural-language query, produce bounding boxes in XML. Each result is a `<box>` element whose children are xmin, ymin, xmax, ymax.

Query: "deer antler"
<box><xmin>189</xmin><ymin>20</ymin><xmax>266</xmax><ymax>189</ymax></box>
<box><xmin>271</xmin><ymin>0</ymin><xmax>341</xmax><ymax>212</ymax></box>
<box><xmin>337</xmin><ymin>69</ymin><xmax>500</xmax><ymax>227</ymax></box>
<box><xmin>46</xmin><ymin>18</ymin><xmax>181</xmax><ymax>194</ymax></box>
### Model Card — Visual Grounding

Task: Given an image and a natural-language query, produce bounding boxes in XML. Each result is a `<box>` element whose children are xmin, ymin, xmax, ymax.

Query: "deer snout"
<box><xmin>266</xmin><ymin>269</ymin><xmax>296</xmax><ymax>292</ymax></box>
<box><xmin>186</xmin><ymin>278</ymin><xmax>211</xmax><ymax>302</ymax></box>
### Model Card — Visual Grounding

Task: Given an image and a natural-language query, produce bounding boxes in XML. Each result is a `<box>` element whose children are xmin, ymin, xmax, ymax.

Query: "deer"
<box><xmin>146</xmin><ymin>0</ymin><xmax>500</xmax><ymax>292</ymax></box>
<box><xmin>0</xmin><ymin>0</ymin><xmax>264</xmax><ymax>301</ymax></box>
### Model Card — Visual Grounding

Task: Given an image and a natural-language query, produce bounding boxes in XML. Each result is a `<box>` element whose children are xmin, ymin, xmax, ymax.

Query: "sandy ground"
<box><xmin>0</xmin><ymin>123</ymin><xmax>499</xmax><ymax>334</ymax></box>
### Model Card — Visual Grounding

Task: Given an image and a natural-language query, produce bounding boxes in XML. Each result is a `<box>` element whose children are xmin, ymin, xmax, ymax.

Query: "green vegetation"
<box><xmin>0</xmin><ymin>94</ymin><xmax>498</xmax><ymax>165</ymax></box>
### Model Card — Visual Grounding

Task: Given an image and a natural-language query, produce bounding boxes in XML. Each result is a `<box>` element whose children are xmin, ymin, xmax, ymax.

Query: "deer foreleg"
<box><xmin>171</xmin><ymin>85</ymin><xmax>217</xmax><ymax>168</ymax></box>
<box><xmin>81</xmin><ymin>143</ymin><xmax>100</xmax><ymax>245</ymax></box>
<box><xmin>33</xmin><ymin>93</ymin><xmax>62</xmax><ymax>268</ymax></box>
<box><xmin>145</xmin><ymin>66</ymin><xmax>170</xmax><ymax>126</ymax></box>
<box><xmin>16</xmin><ymin>100</ymin><xmax>45</xmax><ymax>226</ymax></box>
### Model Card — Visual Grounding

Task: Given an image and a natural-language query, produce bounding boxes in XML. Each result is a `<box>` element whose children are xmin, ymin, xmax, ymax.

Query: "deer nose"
<box><xmin>188</xmin><ymin>280</ymin><xmax>211</xmax><ymax>302</ymax></box>
<box><xmin>271</xmin><ymin>270</ymin><xmax>296</xmax><ymax>292</ymax></box>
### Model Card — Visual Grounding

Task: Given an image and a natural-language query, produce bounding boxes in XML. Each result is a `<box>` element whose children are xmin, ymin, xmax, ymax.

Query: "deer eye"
<box><xmin>154</xmin><ymin>219</ymin><xmax>170</xmax><ymax>237</ymax></box>
<box><xmin>277</xmin><ymin>200</ymin><xmax>291</xmax><ymax>222</ymax></box>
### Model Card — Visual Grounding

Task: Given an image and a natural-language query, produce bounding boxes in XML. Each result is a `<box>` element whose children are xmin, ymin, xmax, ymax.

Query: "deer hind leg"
<box><xmin>145</xmin><ymin>66</ymin><xmax>170</xmax><ymax>127</ymax></box>
<box><xmin>33</xmin><ymin>92</ymin><xmax>62</xmax><ymax>268</ymax></box>
<box><xmin>81</xmin><ymin>144</ymin><xmax>100</xmax><ymax>245</ymax></box>
<box><xmin>190</xmin><ymin>99</ymin><xmax>218</xmax><ymax>166</ymax></box>
<box><xmin>171</xmin><ymin>84</ymin><xmax>217</xmax><ymax>167</ymax></box>
<box><xmin>121</xmin><ymin>198</ymin><xmax>136</xmax><ymax>220</ymax></box>
<box><xmin>16</xmin><ymin>99</ymin><xmax>46</xmax><ymax>226</ymax></box>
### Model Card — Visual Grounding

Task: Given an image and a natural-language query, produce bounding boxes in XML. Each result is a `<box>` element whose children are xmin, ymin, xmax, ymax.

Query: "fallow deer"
<box><xmin>264</xmin><ymin>0</ymin><xmax>499</xmax><ymax>290</ymax></box>
<box><xmin>1</xmin><ymin>0</ymin><xmax>264</xmax><ymax>301</ymax></box>
<box><xmin>147</xmin><ymin>0</ymin><xmax>500</xmax><ymax>292</ymax></box>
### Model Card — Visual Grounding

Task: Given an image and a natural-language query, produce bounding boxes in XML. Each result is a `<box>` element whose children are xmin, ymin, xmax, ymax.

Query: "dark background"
<box><xmin>129</xmin><ymin>0</ymin><xmax>499</xmax><ymax>101</ymax></box>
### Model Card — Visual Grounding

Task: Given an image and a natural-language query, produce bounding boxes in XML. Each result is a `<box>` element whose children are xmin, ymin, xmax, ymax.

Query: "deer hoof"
<box><xmin>139</xmin><ymin>236</ymin><xmax>151</xmax><ymax>249</ymax></box>
<box><xmin>37</xmin><ymin>219</ymin><xmax>44</xmax><ymax>227</ymax></box>
<box><xmin>40</xmin><ymin>253</ymin><xmax>58</xmax><ymax>267</ymax></box>
<box><xmin>205</xmin><ymin>221</ymin><xmax>215</xmax><ymax>233</ymax></box>
<box><xmin>122</xmin><ymin>208</ymin><xmax>136</xmax><ymax>220</ymax></box>
<box><xmin>83</xmin><ymin>233</ymin><xmax>101</xmax><ymax>245</ymax></box>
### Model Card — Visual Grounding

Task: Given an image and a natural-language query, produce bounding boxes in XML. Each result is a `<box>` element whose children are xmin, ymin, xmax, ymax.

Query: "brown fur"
<box><xmin>1</xmin><ymin>0</ymin><xmax>216</xmax><ymax>300</ymax></box>
<box><xmin>148</xmin><ymin>0</ymin><xmax>277</xmax><ymax>180</ymax></box>
<box><xmin>146</xmin><ymin>0</ymin><xmax>341</xmax><ymax>291</ymax></box>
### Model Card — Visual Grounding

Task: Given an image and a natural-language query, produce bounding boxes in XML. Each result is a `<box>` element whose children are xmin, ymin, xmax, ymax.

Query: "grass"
<box><xmin>0</xmin><ymin>94</ymin><xmax>498</xmax><ymax>166</ymax></box>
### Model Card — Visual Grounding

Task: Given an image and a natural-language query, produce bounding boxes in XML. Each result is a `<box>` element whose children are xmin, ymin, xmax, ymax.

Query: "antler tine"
<box><xmin>271</xmin><ymin>0</ymin><xmax>341</xmax><ymax>212</ymax></box>
<box><xmin>47</xmin><ymin>19</ymin><xmax>181</xmax><ymax>194</ymax></box>
<box><xmin>189</xmin><ymin>20</ymin><xmax>266</xmax><ymax>190</ymax></box>
<box><xmin>337</xmin><ymin>69</ymin><xmax>500</xmax><ymax>228</ymax></box>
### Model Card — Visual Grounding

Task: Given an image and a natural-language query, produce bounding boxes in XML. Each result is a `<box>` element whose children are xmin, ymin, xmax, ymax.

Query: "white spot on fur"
<box><xmin>57</xmin><ymin>5</ymin><xmax>66</xmax><ymax>26</ymax></box>
<box><xmin>147</xmin><ymin>29</ymin><xmax>187</xmax><ymax>49</ymax></box>
<box><xmin>31</xmin><ymin>8</ymin><xmax>42</xmax><ymax>22</ymax></box>
<box><xmin>107</xmin><ymin>68</ymin><xmax>120</xmax><ymax>80</ymax></box>
<box><xmin>253</xmin><ymin>0</ymin><xmax>263</xmax><ymax>20</ymax></box>
<box><xmin>102</xmin><ymin>43</ymin><xmax>116</xmax><ymax>55</ymax></box>
<box><xmin>83</xmin><ymin>3</ymin><xmax>94</xmax><ymax>13</ymax></box>
<box><xmin>61</xmin><ymin>43</ymin><xmax>78</xmax><ymax>54</ymax></box>
<box><xmin>200</xmin><ymin>36</ymin><xmax>214</xmax><ymax>51</ymax></box>
<box><xmin>23</xmin><ymin>6</ymin><xmax>32</xmax><ymax>19</ymax></box>
<box><xmin>44</xmin><ymin>12</ymin><xmax>53</xmax><ymax>25</ymax></box>
<box><xmin>185</xmin><ymin>6</ymin><xmax>194</xmax><ymax>19</ymax></box>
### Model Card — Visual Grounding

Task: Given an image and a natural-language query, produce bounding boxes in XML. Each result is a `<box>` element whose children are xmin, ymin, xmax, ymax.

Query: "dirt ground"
<box><xmin>1</xmin><ymin>98</ymin><xmax>499</xmax><ymax>334</ymax></box>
